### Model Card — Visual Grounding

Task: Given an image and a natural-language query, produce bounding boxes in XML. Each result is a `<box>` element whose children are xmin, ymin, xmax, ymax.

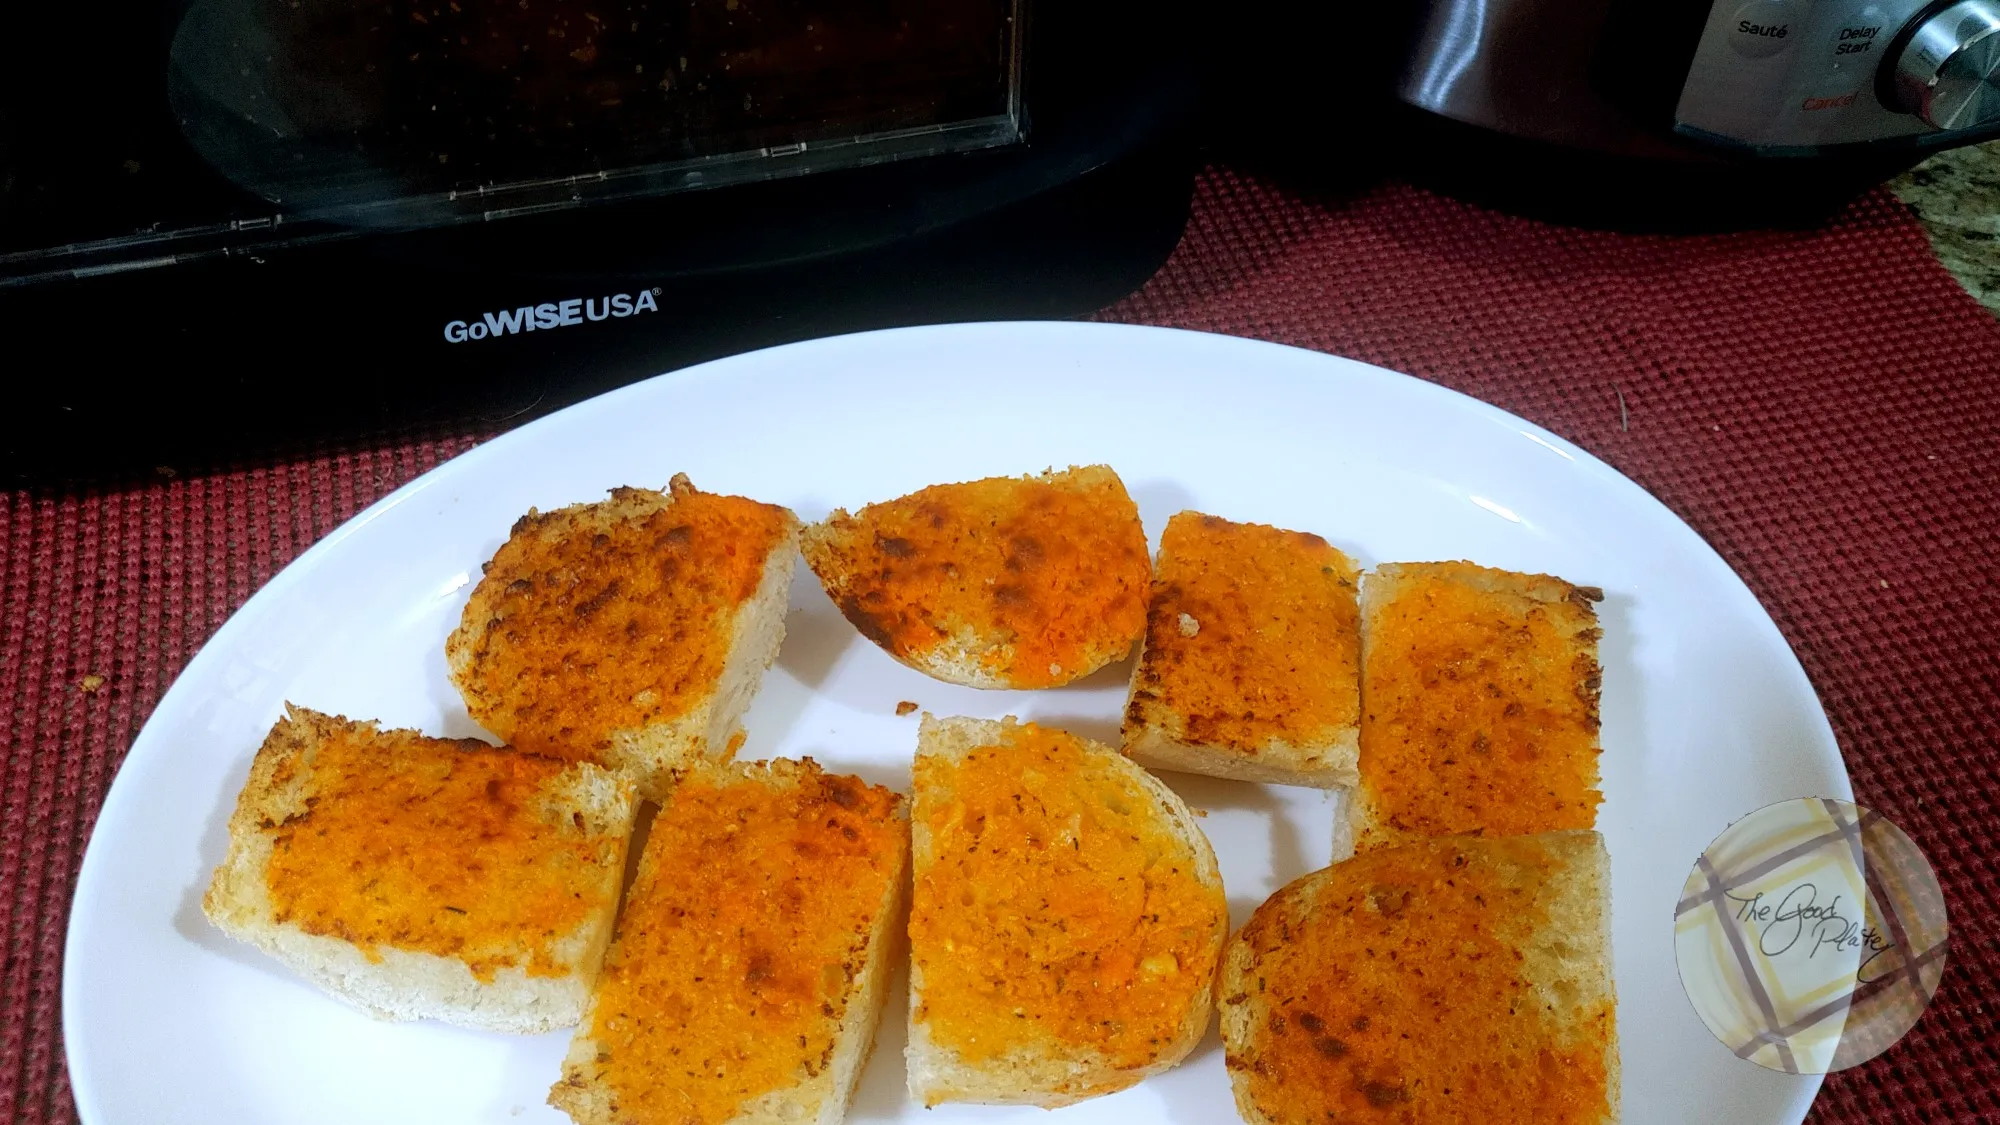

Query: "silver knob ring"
<box><xmin>1889</xmin><ymin>0</ymin><xmax>2000</xmax><ymax>129</ymax></box>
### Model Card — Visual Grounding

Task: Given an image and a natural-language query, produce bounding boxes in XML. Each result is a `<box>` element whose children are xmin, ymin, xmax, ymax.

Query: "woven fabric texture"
<box><xmin>5</xmin><ymin>166</ymin><xmax>1997</xmax><ymax>1122</ymax></box>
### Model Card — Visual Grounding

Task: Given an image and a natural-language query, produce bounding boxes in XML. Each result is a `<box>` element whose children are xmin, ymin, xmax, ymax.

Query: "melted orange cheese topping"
<box><xmin>909</xmin><ymin>723</ymin><xmax>1226</xmax><ymax>1069</ymax></box>
<box><xmin>1230</xmin><ymin>836</ymin><xmax>1614</xmax><ymax>1124</ymax></box>
<box><xmin>457</xmin><ymin>482</ymin><xmax>792</xmax><ymax>760</ymax></box>
<box><xmin>1128</xmin><ymin>512</ymin><xmax>1360</xmax><ymax>752</ymax></box>
<box><xmin>580</xmin><ymin>764</ymin><xmax>904</xmax><ymax>1125</ymax></box>
<box><xmin>263</xmin><ymin>728</ymin><xmax>624</xmax><ymax>980</ymax></box>
<box><xmin>1359</xmin><ymin>566</ymin><xmax>1601</xmax><ymax>846</ymax></box>
<box><xmin>809</xmin><ymin>468</ymin><xmax>1149</xmax><ymax>687</ymax></box>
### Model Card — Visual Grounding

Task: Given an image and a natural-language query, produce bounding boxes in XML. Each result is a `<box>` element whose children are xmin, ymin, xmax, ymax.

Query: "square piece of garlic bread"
<box><xmin>906</xmin><ymin>715</ymin><xmax>1228</xmax><ymax>1108</ymax></box>
<box><xmin>550</xmin><ymin>758</ymin><xmax>908</xmax><ymax>1125</ymax></box>
<box><xmin>447</xmin><ymin>473</ymin><xmax>799</xmax><ymax>798</ymax></box>
<box><xmin>1353</xmin><ymin>561</ymin><xmax>1604</xmax><ymax>853</ymax></box>
<box><xmin>1123</xmin><ymin>511</ymin><xmax>1362</xmax><ymax>788</ymax></box>
<box><xmin>202</xmin><ymin>706</ymin><xmax>639</xmax><ymax>1034</ymax></box>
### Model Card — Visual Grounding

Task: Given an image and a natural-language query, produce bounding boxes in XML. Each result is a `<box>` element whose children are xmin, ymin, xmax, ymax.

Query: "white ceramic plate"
<box><xmin>65</xmin><ymin>322</ymin><xmax>1847</xmax><ymax>1125</ymax></box>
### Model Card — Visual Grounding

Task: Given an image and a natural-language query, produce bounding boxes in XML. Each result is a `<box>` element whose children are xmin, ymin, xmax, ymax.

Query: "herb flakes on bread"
<box><xmin>202</xmin><ymin>706</ymin><xmax>639</xmax><ymax>1034</ymax></box>
<box><xmin>906</xmin><ymin>715</ymin><xmax>1228</xmax><ymax>1108</ymax></box>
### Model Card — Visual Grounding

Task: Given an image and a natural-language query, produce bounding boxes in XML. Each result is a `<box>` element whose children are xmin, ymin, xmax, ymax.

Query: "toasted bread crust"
<box><xmin>550</xmin><ymin>758</ymin><xmax>908</xmax><ymax>1125</ymax></box>
<box><xmin>447</xmin><ymin>474</ymin><xmax>799</xmax><ymax>798</ymax></box>
<box><xmin>1123</xmin><ymin>512</ymin><xmax>1362</xmax><ymax>788</ymax></box>
<box><xmin>202</xmin><ymin>706</ymin><xmax>639</xmax><ymax>1034</ymax></box>
<box><xmin>1352</xmin><ymin>561</ymin><xmax>1603</xmax><ymax>852</ymax></box>
<box><xmin>1221</xmin><ymin>832</ymin><xmax>1618</xmax><ymax>1125</ymax></box>
<box><xmin>799</xmin><ymin>466</ymin><xmax>1150</xmax><ymax>689</ymax></box>
<box><xmin>906</xmin><ymin>716</ymin><xmax>1228</xmax><ymax>1108</ymax></box>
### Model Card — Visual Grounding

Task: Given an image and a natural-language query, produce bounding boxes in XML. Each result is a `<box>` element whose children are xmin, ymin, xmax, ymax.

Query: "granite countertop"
<box><xmin>1890</xmin><ymin>138</ymin><xmax>2000</xmax><ymax>313</ymax></box>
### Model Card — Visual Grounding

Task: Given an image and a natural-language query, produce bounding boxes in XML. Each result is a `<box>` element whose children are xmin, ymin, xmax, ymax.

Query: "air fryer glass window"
<box><xmin>0</xmin><ymin>0</ymin><xmax>1023</xmax><ymax>285</ymax></box>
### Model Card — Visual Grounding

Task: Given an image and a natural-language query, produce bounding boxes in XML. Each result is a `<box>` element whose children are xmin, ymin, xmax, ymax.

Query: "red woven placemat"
<box><xmin>4</xmin><ymin>165</ymin><xmax>1997</xmax><ymax>1123</ymax></box>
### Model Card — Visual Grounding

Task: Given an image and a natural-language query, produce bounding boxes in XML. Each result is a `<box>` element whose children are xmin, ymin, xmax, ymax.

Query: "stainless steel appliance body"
<box><xmin>1397</xmin><ymin>0</ymin><xmax>2000</xmax><ymax>157</ymax></box>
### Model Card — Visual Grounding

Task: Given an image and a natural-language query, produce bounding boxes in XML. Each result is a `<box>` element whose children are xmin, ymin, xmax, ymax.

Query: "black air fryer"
<box><xmin>0</xmin><ymin>0</ymin><xmax>1197</xmax><ymax>479</ymax></box>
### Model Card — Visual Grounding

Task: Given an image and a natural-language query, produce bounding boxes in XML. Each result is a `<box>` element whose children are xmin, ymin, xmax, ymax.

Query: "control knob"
<box><xmin>1890</xmin><ymin>0</ymin><xmax>2000</xmax><ymax>129</ymax></box>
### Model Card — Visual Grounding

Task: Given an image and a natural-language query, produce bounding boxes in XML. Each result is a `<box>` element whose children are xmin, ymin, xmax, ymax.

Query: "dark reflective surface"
<box><xmin>167</xmin><ymin>0</ymin><xmax>1018</xmax><ymax>212</ymax></box>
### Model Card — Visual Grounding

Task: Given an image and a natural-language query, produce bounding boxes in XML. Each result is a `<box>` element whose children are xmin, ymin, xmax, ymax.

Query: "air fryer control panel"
<box><xmin>1675</xmin><ymin>0</ymin><xmax>2000</xmax><ymax>149</ymax></box>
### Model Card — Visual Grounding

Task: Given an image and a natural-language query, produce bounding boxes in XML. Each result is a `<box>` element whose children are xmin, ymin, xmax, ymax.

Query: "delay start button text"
<box><xmin>1829</xmin><ymin>6</ymin><xmax>1890</xmax><ymax>68</ymax></box>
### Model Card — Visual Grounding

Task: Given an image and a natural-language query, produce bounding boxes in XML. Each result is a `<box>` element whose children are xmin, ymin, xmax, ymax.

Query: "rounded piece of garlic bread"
<box><xmin>800</xmin><ymin>466</ymin><xmax>1150</xmax><ymax>689</ymax></box>
<box><xmin>1221</xmin><ymin>831</ymin><xmax>1618</xmax><ymax>1125</ymax></box>
<box><xmin>446</xmin><ymin>473</ymin><xmax>799</xmax><ymax>799</ymax></box>
<box><xmin>906</xmin><ymin>715</ymin><xmax>1228</xmax><ymax>1108</ymax></box>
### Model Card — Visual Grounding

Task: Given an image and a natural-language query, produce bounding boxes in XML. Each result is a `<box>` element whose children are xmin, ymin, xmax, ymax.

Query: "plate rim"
<box><xmin>62</xmin><ymin>320</ymin><xmax>1846</xmax><ymax>1123</ymax></box>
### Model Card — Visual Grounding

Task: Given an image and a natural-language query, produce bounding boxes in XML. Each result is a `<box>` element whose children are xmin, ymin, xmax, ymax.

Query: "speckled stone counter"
<box><xmin>1891</xmin><ymin>139</ymin><xmax>2000</xmax><ymax>314</ymax></box>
